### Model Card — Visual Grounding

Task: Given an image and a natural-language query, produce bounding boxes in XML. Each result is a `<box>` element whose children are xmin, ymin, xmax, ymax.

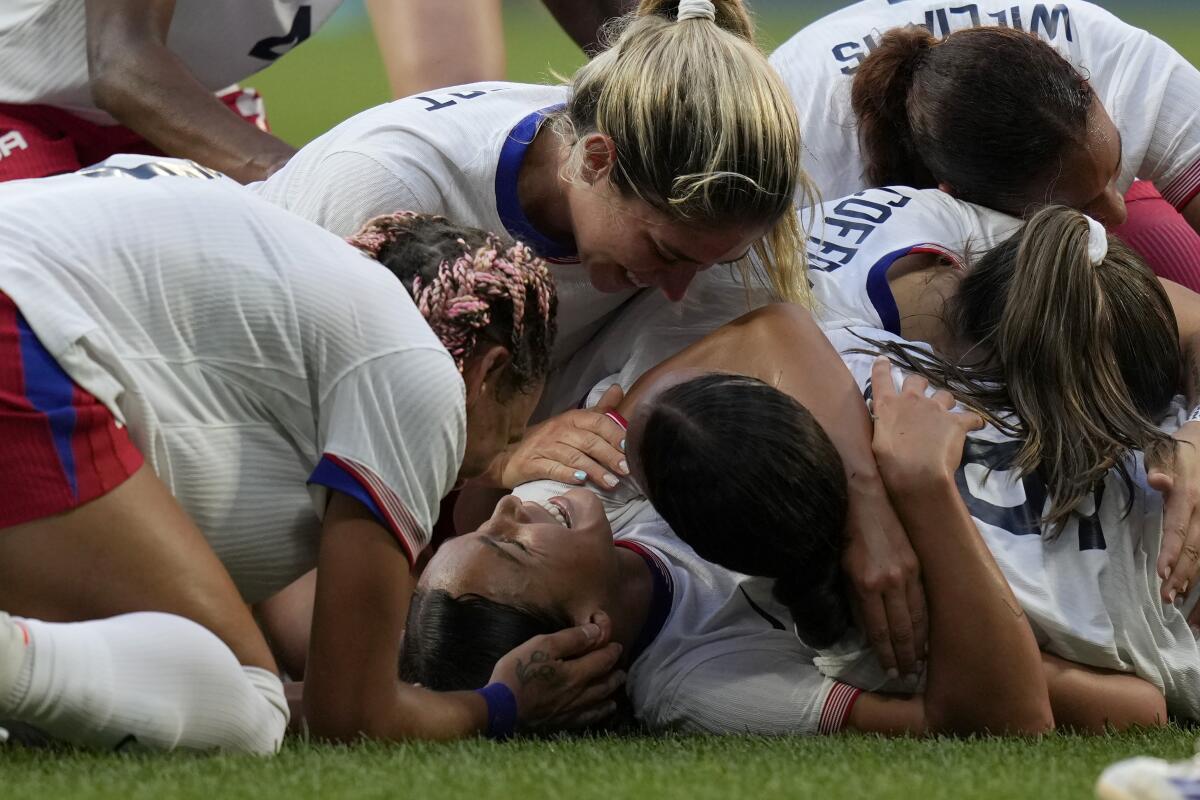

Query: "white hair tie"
<box><xmin>1085</xmin><ymin>214</ymin><xmax>1108</xmax><ymax>265</ymax></box>
<box><xmin>677</xmin><ymin>0</ymin><xmax>716</xmax><ymax>22</ymax></box>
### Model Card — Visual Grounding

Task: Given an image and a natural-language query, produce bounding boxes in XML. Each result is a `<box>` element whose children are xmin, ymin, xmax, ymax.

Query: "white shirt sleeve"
<box><xmin>1082</xmin><ymin>5</ymin><xmax>1200</xmax><ymax>207</ymax></box>
<box><xmin>648</xmin><ymin>647</ymin><xmax>862</xmax><ymax>735</ymax></box>
<box><xmin>260</xmin><ymin>150</ymin><xmax>438</xmax><ymax>238</ymax></box>
<box><xmin>308</xmin><ymin>348</ymin><xmax>466</xmax><ymax>563</ymax></box>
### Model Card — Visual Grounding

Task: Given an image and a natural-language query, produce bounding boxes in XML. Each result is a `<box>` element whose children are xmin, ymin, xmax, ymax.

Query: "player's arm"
<box><xmin>1039</xmin><ymin>652</ymin><xmax>1166</xmax><ymax>732</ymax></box>
<box><xmin>84</xmin><ymin>0</ymin><xmax>296</xmax><ymax>183</ymax></box>
<box><xmin>1145</xmin><ymin>280</ymin><xmax>1200</xmax><ymax>607</ymax></box>
<box><xmin>539</xmin><ymin>0</ymin><xmax>638</xmax><ymax>55</ymax></box>
<box><xmin>304</xmin><ymin>492</ymin><xmax>621</xmax><ymax>740</ymax></box>
<box><xmin>623</xmin><ymin>303</ymin><xmax>929</xmax><ymax>678</ymax></box>
<box><xmin>853</xmin><ymin>361</ymin><xmax>1053</xmax><ymax>736</ymax></box>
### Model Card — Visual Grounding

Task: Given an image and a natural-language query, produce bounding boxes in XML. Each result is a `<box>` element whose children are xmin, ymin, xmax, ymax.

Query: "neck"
<box><xmin>517</xmin><ymin>124</ymin><xmax>575</xmax><ymax>242</ymax></box>
<box><xmin>603</xmin><ymin>546</ymin><xmax>657</xmax><ymax>665</ymax></box>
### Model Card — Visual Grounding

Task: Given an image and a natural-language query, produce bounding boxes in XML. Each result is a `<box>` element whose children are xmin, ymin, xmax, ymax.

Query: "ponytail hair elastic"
<box><xmin>1085</xmin><ymin>214</ymin><xmax>1108</xmax><ymax>266</ymax></box>
<box><xmin>677</xmin><ymin>0</ymin><xmax>716</xmax><ymax>22</ymax></box>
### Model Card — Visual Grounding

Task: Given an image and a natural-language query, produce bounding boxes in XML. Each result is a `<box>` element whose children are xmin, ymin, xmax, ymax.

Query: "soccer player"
<box><xmin>0</xmin><ymin>162</ymin><xmax>619</xmax><ymax>751</ymax></box>
<box><xmin>398</xmin><ymin>366</ymin><xmax>1061</xmax><ymax>737</ymax></box>
<box><xmin>769</xmin><ymin>0</ymin><xmax>1200</xmax><ymax>290</ymax></box>
<box><xmin>0</xmin><ymin>1</ymin><xmax>630</xmax><ymax>184</ymax></box>
<box><xmin>801</xmin><ymin>187</ymin><xmax>1200</xmax><ymax>609</ymax></box>
<box><xmin>399</xmin><ymin>279</ymin><xmax>1193</xmax><ymax>735</ymax></box>
<box><xmin>252</xmin><ymin>0</ymin><xmax>809</xmax><ymax>425</ymax></box>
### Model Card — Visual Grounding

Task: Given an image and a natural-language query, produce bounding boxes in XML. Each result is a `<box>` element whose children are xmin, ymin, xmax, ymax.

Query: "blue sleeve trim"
<box><xmin>865</xmin><ymin>245</ymin><xmax>926</xmax><ymax>336</ymax></box>
<box><xmin>308</xmin><ymin>456</ymin><xmax>389</xmax><ymax>530</ymax></box>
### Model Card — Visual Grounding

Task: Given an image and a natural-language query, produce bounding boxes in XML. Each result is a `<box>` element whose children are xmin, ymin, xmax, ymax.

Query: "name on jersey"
<box><xmin>807</xmin><ymin>187</ymin><xmax>912</xmax><ymax>272</ymax></box>
<box><xmin>832</xmin><ymin>3</ymin><xmax>1073</xmax><ymax>76</ymax></box>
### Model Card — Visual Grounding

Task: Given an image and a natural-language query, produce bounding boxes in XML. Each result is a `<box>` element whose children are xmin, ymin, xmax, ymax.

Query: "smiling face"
<box><xmin>419</xmin><ymin>490</ymin><xmax>619</xmax><ymax>623</ymax></box>
<box><xmin>1044</xmin><ymin>96</ymin><xmax>1126</xmax><ymax>226</ymax></box>
<box><xmin>560</xmin><ymin>140</ymin><xmax>769</xmax><ymax>303</ymax></box>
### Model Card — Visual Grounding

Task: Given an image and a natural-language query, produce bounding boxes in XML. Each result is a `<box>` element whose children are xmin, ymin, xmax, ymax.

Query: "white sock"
<box><xmin>1</xmin><ymin>612</ymin><xmax>288</xmax><ymax>754</ymax></box>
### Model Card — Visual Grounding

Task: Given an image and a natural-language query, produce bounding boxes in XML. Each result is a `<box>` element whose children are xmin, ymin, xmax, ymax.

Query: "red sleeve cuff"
<box><xmin>819</xmin><ymin>681</ymin><xmax>862</xmax><ymax>734</ymax></box>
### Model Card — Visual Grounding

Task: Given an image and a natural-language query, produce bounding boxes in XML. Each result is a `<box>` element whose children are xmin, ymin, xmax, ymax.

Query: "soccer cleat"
<box><xmin>1097</xmin><ymin>755</ymin><xmax>1200</xmax><ymax>800</ymax></box>
<box><xmin>0</xmin><ymin>613</ymin><xmax>28</xmax><ymax>715</ymax></box>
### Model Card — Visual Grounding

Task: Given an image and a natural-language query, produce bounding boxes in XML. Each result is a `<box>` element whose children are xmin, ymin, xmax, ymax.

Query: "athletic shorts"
<box><xmin>0</xmin><ymin>86</ymin><xmax>269</xmax><ymax>182</ymax></box>
<box><xmin>1112</xmin><ymin>181</ymin><xmax>1200</xmax><ymax>293</ymax></box>
<box><xmin>0</xmin><ymin>293</ymin><xmax>143</xmax><ymax>528</ymax></box>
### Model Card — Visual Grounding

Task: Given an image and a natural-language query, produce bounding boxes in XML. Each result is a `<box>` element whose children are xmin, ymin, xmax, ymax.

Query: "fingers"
<box><xmin>534</xmin><ymin>620</ymin><xmax>607</xmax><ymax>660</ymax></box>
<box><xmin>1164</xmin><ymin>525</ymin><xmax>1200</xmax><ymax>604</ymax></box>
<box><xmin>550</xmin><ymin>431</ymin><xmax>627</xmax><ymax>483</ymax></box>
<box><xmin>573</xmin><ymin>409</ymin><xmax>627</xmax><ymax>452</ymax></box>
<box><xmin>870</xmin><ymin>357</ymin><xmax>897</xmax><ymax>403</ymax></box>
<box><xmin>557</xmin><ymin>641</ymin><xmax>623</xmax><ymax>683</ymax></box>
<box><xmin>858</xmin><ymin>590</ymin><xmax>898</xmax><ymax>677</ymax></box>
<box><xmin>905</xmin><ymin>576</ymin><xmax>929</xmax><ymax>671</ymax></box>
<box><xmin>957</xmin><ymin>410</ymin><xmax>985</xmax><ymax>433</ymax></box>
<box><xmin>1158</xmin><ymin>488</ymin><xmax>1189</xmax><ymax>583</ymax></box>
<box><xmin>563</xmin><ymin>668</ymin><xmax>626</xmax><ymax>712</ymax></box>
<box><xmin>882</xmin><ymin>587</ymin><xmax>919</xmax><ymax>676</ymax></box>
<box><xmin>591</xmin><ymin>383</ymin><xmax>625</xmax><ymax>414</ymax></box>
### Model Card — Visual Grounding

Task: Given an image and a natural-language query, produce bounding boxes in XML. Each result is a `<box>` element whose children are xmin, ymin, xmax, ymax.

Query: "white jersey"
<box><xmin>0</xmin><ymin>165</ymin><xmax>465</xmax><ymax>603</ymax></box>
<box><xmin>772</xmin><ymin>0</ymin><xmax>1200</xmax><ymax>210</ymax></box>
<box><xmin>253</xmin><ymin>81</ymin><xmax>768</xmax><ymax>418</ymax></box>
<box><xmin>806</xmin><ymin>186</ymin><xmax>1020</xmax><ymax>331</ymax></box>
<box><xmin>512</xmin><ymin>477</ymin><xmax>861</xmax><ymax>736</ymax></box>
<box><xmin>0</xmin><ymin>0</ymin><xmax>343</xmax><ymax>123</ymax></box>
<box><xmin>821</xmin><ymin>327</ymin><xmax>1200</xmax><ymax>720</ymax></box>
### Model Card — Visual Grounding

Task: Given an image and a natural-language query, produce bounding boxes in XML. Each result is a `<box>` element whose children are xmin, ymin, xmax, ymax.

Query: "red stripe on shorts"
<box><xmin>0</xmin><ymin>293</ymin><xmax>142</xmax><ymax>528</ymax></box>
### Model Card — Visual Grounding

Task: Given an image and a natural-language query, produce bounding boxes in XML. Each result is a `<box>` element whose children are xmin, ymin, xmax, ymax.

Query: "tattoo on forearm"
<box><xmin>515</xmin><ymin>650</ymin><xmax>564</xmax><ymax>688</ymax></box>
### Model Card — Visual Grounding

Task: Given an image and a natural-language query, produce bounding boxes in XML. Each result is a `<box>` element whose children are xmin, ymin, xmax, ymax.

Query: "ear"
<box><xmin>462</xmin><ymin>343</ymin><xmax>511</xmax><ymax>408</ymax></box>
<box><xmin>937</xmin><ymin>181</ymin><xmax>957</xmax><ymax>197</ymax></box>
<box><xmin>579</xmin><ymin>133</ymin><xmax>617</xmax><ymax>185</ymax></box>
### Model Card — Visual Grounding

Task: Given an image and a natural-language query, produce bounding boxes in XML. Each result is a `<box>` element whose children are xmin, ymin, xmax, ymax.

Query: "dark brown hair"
<box><xmin>851</xmin><ymin>26</ymin><xmax>1093</xmax><ymax>215</ymax></box>
<box><xmin>634</xmin><ymin>373</ymin><xmax>851</xmax><ymax>647</ymax></box>
<box><xmin>864</xmin><ymin>206</ymin><xmax>1180</xmax><ymax>527</ymax></box>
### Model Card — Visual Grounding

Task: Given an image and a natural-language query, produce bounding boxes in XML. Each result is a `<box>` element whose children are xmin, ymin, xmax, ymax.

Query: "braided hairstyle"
<box><xmin>347</xmin><ymin>212</ymin><xmax>558</xmax><ymax>398</ymax></box>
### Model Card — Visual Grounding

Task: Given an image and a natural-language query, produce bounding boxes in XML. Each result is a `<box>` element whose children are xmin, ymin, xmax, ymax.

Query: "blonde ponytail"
<box><xmin>556</xmin><ymin>0</ymin><xmax>814</xmax><ymax>303</ymax></box>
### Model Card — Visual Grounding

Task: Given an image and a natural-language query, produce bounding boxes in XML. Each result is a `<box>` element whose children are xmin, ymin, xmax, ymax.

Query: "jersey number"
<box><xmin>250</xmin><ymin>6</ymin><xmax>312</xmax><ymax>61</ymax></box>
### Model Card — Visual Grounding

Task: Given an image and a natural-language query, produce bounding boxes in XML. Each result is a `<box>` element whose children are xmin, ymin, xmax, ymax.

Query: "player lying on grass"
<box><xmin>772</xmin><ymin>0</ymin><xmax>1200</xmax><ymax>291</ymax></box>
<box><xmin>0</xmin><ymin>163</ymin><xmax>620</xmax><ymax>752</ymax></box>
<box><xmin>805</xmin><ymin>188</ymin><xmax>1200</xmax><ymax>622</ymax></box>
<box><xmin>401</xmin><ymin>208</ymin><xmax>1200</xmax><ymax>734</ymax></box>
<box><xmin>399</xmin><ymin>353</ymin><xmax>1062</xmax><ymax>736</ymax></box>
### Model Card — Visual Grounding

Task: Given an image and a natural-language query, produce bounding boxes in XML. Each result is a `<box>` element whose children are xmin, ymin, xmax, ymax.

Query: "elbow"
<box><xmin>86</xmin><ymin>36</ymin><xmax>145</xmax><ymax>117</ymax></box>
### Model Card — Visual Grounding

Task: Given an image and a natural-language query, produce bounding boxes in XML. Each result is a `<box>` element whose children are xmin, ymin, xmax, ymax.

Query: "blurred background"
<box><xmin>250</xmin><ymin>0</ymin><xmax>1200</xmax><ymax>147</ymax></box>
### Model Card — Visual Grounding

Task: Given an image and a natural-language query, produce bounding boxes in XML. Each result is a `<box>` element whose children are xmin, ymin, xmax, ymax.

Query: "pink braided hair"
<box><xmin>347</xmin><ymin>212</ymin><xmax>556</xmax><ymax>374</ymax></box>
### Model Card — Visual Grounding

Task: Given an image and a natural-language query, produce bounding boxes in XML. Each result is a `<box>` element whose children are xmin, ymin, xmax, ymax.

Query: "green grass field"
<box><xmin>3</xmin><ymin>728</ymin><xmax>1198</xmax><ymax>800</ymax></box>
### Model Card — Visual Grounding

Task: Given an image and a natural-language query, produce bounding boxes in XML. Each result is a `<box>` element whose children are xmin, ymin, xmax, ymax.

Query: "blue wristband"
<box><xmin>475</xmin><ymin>683</ymin><xmax>518</xmax><ymax>740</ymax></box>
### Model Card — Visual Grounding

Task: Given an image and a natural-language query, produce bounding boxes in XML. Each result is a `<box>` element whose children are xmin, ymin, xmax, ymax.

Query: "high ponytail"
<box><xmin>850</xmin><ymin>26</ymin><xmax>938</xmax><ymax>190</ymax></box>
<box><xmin>556</xmin><ymin>0</ymin><xmax>814</xmax><ymax>304</ymax></box>
<box><xmin>635</xmin><ymin>0</ymin><xmax>753</xmax><ymax>40</ymax></box>
<box><xmin>634</xmin><ymin>373</ymin><xmax>852</xmax><ymax>647</ymax></box>
<box><xmin>851</xmin><ymin>26</ymin><xmax>1092</xmax><ymax>215</ymax></box>
<box><xmin>864</xmin><ymin>206</ymin><xmax>1180</xmax><ymax>528</ymax></box>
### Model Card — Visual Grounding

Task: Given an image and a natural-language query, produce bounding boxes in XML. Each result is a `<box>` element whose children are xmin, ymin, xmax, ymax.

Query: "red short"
<box><xmin>1113</xmin><ymin>181</ymin><xmax>1200</xmax><ymax>293</ymax></box>
<box><xmin>0</xmin><ymin>86</ymin><xmax>269</xmax><ymax>182</ymax></box>
<box><xmin>0</xmin><ymin>293</ymin><xmax>143</xmax><ymax>528</ymax></box>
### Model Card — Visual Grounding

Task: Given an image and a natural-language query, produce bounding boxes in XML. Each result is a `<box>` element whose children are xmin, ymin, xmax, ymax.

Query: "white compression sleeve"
<box><xmin>1</xmin><ymin>612</ymin><xmax>288</xmax><ymax>754</ymax></box>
